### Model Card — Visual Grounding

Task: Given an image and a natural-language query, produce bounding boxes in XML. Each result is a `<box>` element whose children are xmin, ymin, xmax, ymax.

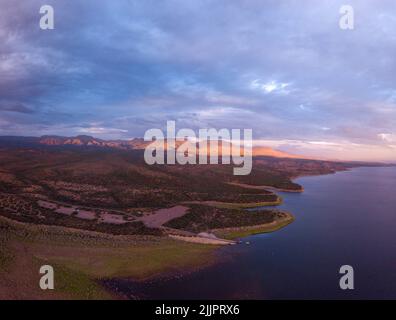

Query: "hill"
<box><xmin>0</xmin><ymin>135</ymin><xmax>301</xmax><ymax>159</ymax></box>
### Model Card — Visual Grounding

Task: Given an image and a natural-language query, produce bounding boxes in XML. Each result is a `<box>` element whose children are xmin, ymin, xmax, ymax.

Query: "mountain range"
<box><xmin>0</xmin><ymin>135</ymin><xmax>301</xmax><ymax>159</ymax></box>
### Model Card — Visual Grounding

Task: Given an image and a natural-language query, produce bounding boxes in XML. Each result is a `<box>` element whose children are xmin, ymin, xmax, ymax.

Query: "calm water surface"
<box><xmin>110</xmin><ymin>167</ymin><xmax>396</xmax><ymax>299</ymax></box>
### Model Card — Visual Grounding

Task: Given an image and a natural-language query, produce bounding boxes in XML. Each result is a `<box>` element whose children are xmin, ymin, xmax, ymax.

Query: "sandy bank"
<box><xmin>169</xmin><ymin>234</ymin><xmax>236</xmax><ymax>245</ymax></box>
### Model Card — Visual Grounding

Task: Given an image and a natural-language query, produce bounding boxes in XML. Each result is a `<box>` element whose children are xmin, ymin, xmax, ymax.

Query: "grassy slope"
<box><xmin>0</xmin><ymin>216</ymin><xmax>217</xmax><ymax>299</ymax></box>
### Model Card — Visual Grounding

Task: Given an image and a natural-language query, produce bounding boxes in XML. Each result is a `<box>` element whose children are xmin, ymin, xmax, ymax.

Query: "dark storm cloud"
<box><xmin>0</xmin><ymin>0</ymin><xmax>396</xmax><ymax>159</ymax></box>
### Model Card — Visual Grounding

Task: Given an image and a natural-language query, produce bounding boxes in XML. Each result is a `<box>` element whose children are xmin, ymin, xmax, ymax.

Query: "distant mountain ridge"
<box><xmin>0</xmin><ymin>135</ymin><xmax>302</xmax><ymax>159</ymax></box>
<box><xmin>38</xmin><ymin>135</ymin><xmax>146</xmax><ymax>149</ymax></box>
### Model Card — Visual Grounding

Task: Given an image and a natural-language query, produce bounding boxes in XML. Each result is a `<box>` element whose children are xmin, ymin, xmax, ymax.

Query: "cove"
<box><xmin>106</xmin><ymin>166</ymin><xmax>396</xmax><ymax>299</ymax></box>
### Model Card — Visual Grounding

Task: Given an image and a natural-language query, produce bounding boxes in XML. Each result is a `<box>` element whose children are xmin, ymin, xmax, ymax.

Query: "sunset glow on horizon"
<box><xmin>1</xmin><ymin>0</ymin><xmax>396</xmax><ymax>162</ymax></box>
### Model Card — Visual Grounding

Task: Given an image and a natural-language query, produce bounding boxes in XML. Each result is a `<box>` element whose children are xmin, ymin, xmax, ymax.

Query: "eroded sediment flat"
<box><xmin>138</xmin><ymin>206</ymin><xmax>189</xmax><ymax>228</ymax></box>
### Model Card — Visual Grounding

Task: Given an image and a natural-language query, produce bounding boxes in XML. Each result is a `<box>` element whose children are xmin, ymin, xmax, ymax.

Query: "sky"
<box><xmin>1</xmin><ymin>0</ymin><xmax>396</xmax><ymax>161</ymax></box>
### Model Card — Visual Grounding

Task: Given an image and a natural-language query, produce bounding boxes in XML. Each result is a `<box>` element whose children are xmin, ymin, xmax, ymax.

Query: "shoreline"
<box><xmin>213</xmin><ymin>213</ymin><xmax>295</xmax><ymax>240</ymax></box>
<box><xmin>0</xmin><ymin>215</ymin><xmax>219</xmax><ymax>299</ymax></box>
<box><xmin>0</xmin><ymin>179</ymin><xmax>296</xmax><ymax>300</ymax></box>
<box><xmin>228</xmin><ymin>182</ymin><xmax>304</xmax><ymax>193</ymax></box>
<box><xmin>0</xmin><ymin>195</ymin><xmax>295</xmax><ymax>299</ymax></box>
<box><xmin>3</xmin><ymin>167</ymin><xmax>372</xmax><ymax>299</ymax></box>
<box><xmin>98</xmin><ymin>212</ymin><xmax>295</xmax><ymax>299</ymax></box>
<box><xmin>80</xmin><ymin>165</ymin><xmax>396</xmax><ymax>298</ymax></box>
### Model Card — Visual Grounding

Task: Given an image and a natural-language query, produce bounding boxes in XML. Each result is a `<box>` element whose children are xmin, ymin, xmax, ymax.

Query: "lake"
<box><xmin>109</xmin><ymin>167</ymin><xmax>396</xmax><ymax>299</ymax></box>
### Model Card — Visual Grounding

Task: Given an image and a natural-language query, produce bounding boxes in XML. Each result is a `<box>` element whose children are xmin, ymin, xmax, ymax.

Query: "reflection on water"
<box><xmin>106</xmin><ymin>167</ymin><xmax>396</xmax><ymax>299</ymax></box>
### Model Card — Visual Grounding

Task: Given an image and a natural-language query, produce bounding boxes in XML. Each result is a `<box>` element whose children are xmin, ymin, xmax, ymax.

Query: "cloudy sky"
<box><xmin>1</xmin><ymin>0</ymin><xmax>396</xmax><ymax>161</ymax></box>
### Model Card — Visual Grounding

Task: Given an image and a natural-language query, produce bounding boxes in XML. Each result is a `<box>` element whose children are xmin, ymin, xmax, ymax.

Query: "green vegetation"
<box><xmin>48</xmin><ymin>240</ymin><xmax>217</xmax><ymax>280</ymax></box>
<box><xmin>39</xmin><ymin>260</ymin><xmax>112</xmax><ymax>299</ymax></box>
<box><xmin>0</xmin><ymin>148</ymin><xmax>346</xmax><ymax>215</ymax></box>
<box><xmin>0</xmin><ymin>236</ymin><xmax>14</xmax><ymax>272</ymax></box>
<box><xmin>214</xmin><ymin>214</ymin><xmax>294</xmax><ymax>240</ymax></box>
<box><xmin>164</xmin><ymin>204</ymin><xmax>288</xmax><ymax>233</ymax></box>
<box><xmin>0</xmin><ymin>146</ymin><xmax>360</xmax><ymax>299</ymax></box>
<box><xmin>0</xmin><ymin>216</ymin><xmax>217</xmax><ymax>299</ymax></box>
<box><xmin>204</xmin><ymin>198</ymin><xmax>282</xmax><ymax>209</ymax></box>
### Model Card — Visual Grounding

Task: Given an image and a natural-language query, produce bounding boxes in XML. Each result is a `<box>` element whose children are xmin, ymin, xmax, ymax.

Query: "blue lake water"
<box><xmin>112</xmin><ymin>167</ymin><xmax>396</xmax><ymax>299</ymax></box>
